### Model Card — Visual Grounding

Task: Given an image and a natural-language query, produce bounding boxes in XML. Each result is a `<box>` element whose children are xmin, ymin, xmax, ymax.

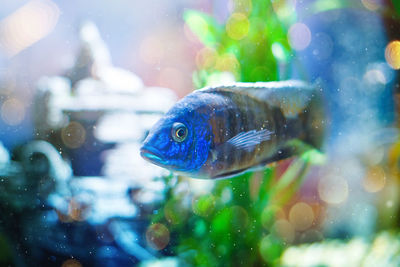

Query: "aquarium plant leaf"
<box><xmin>300</xmin><ymin>148</ymin><xmax>326</xmax><ymax>165</ymax></box>
<box><xmin>393</xmin><ymin>0</ymin><xmax>400</xmax><ymax>16</ymax></box>
<box><xmin>184</xmin><ymin>10</ymin><xmax>221</xmax><ymax>47</ymax></box>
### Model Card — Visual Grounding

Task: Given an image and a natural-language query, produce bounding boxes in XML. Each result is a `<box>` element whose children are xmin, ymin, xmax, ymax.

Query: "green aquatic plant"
<box><xmin>144</xmin><ymin>1</ymin><xmax>400</xmax><ymax>266</ymax></box>
<box><xmin>185</xmin><ymin>0</ymin><xmax>291</xmax><ymax>88</ymax></box>
<box><xmin>393</xmin><ymin>0</ymin><xmax>400</xmax><ymax>16</ymax></box>
<box><xmin>149</xmin><ymin>153</ymin><xmax>324</xmax><ymax>266</ymax></box>
<box><xmin>147</xmin><ymin>1</ymin><xmax>327</xmax><ymax>266</ymax></box>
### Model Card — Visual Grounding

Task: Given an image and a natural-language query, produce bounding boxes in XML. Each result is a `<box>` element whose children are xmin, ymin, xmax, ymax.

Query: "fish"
<box><xmin>140</xmin><ymin>80</ymin><xmax>325</xmax><ymax>179</ymax></box>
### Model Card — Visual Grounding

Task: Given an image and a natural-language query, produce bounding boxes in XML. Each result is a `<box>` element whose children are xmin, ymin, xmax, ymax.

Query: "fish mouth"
<box><xmin>140</xmin><ymin>146</ymin><xmax>165</xmax><ymax>166</ymax></box>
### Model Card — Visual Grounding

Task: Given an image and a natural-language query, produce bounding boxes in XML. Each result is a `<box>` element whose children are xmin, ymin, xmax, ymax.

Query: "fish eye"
<box><xmin>171</xmin><ymin>122</ymin><xmax>188</xmax><ymax>142</ymax></box>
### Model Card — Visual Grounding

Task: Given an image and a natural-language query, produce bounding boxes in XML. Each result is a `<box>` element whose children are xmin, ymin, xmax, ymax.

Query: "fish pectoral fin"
<box><xmin>227</xmin><ymin>129</ymin><xmax>273</xmax><ymax>151</ymax></box>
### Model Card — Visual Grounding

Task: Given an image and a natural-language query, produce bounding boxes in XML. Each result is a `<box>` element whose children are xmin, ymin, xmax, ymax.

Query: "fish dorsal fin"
<box><xmin>227</xmin><ymin>129</ymin><xmax>274</xmax><ymax>151</ymax></box>
<box><xmin>205</xmin><ymin>80</ymin><xmax>317</xmax><ymax>118</ymax></box>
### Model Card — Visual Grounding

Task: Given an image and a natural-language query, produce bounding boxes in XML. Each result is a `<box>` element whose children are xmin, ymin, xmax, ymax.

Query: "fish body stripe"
<box><xmin>141</xmin><ymin>81</ymin><xmax>325</xmax><ymax>179</ymax></box>
<box><xmin>195</xmin><ymin>89</ymin><xmax>290</xmax><ymax>178</ymax></box>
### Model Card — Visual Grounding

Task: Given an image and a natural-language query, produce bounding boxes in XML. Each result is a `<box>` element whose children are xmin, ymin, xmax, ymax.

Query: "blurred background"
<box><xmin>0</xmin><ymin>0</ymin><xmax>399</xmax><ymax>266</ymax></box>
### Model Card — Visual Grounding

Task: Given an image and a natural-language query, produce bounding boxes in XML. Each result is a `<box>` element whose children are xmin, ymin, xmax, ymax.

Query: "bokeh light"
<box><xmin>361</xmin><ymin>0</ymin><xmax>383</xmax><ymax>11</ymax></box>
<box><xmin>259</xmin><ymin>235</ymin><xmax>283</xmax><ymax>264</ymax></box>
<box><xmin>61</xmin><ymin>259</ymin><xmax>82</xmax><ymax>267</ymax></box>
<box><xmin>61</xmin><ymin>121</ymin><xmax>86</xmax><ymax>149</ymax></box>
<box><xmin>299</xmin><ymin>229</ymin><xmax>324</xmax><ymax>243</ymax></box>
<box><xmin>288</xmin><ymin>23</ymin><xmax>312</xmax><ymax>51</ymax></box>
<box><xmin>1</xmin><ymin>0</ymin><xmax>399</xmax><ymax>266</ymax></box>
<box><xmin>164</xmin><ymin>199</ymin><xmax>188</xmax><ymax>225</ymax></box>
<box><xmin>226</xmin><ymin>13</ymin><xmax>250</xmax><ymax>40</ymax></box>
<box><xmin>363</xmin><ymin>69</ymin><xmax>386</xmax><ymax>86</ymax></box>
<box><xmin>146</xmin><ymin>223</ymin><xmax>170</xmax><ymax>250</ymax></box>
<box><xmin>363</xmin><ymin>165</ymin><xmax>386</xmax><ymax>193</ymax></box>
<box><xmin>215</xmin><ymin>53</ymin><xmax>240</xmax><ymax>78</ymax></box>
<box><xmin>272</xmin><ymin>219</ymin><xmax>295</xmax><ymax>244</ymax></box>
<box><xmin>271</xmin><ymin>0</ymin><xmax>296</xmax><ymax>23</ymax></box>
<box><xmin>196</xmin><ymin>47</ymin><xmax>217</xmax><ymax>69</ymax></box>
<box><xmin>288</xmin><ymin>202</ymin><xmax>315</xmax><ymax>231</ymax></box>
<box><xmin>318</xmin><ymin>175</ymin><xmax>349</xmax><ymax>204</ymax></box>
<box><xmin>0</xmin><ymin>0</ymin><xmax>60</xmax><ymax>57</ymax></box>
<box><xmin>1</xmin><ymin>98</ymin><xmax>25</xmax><ymax>125</ymax></box>
<box><xmin>261</xmin><ymin>205</ymin><xmax>285</xmax><ymax>229</ymax></box>
<box><xmin>192</xmin><ymin>194</ymin><xmax>216</xmax><ymax>217</ymax></box>
<box><xmin>385</xmin><ymin>40</ymin><xmax>400</xmax><ymax>70</ymax></box>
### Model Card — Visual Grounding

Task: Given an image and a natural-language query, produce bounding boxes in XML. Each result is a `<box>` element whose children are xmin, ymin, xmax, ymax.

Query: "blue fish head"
<box><xmin>140</xmin><ymin>102</ymin><xmax>212</xmax><ymax>174</ymax></box>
